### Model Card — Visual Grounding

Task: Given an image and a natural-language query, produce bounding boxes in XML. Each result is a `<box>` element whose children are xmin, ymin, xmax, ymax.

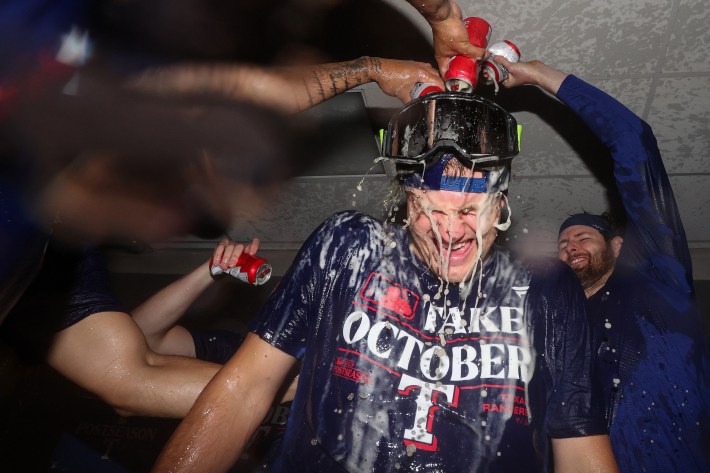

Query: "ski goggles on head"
<box><xmin>382</xmin><ymin>92</ymin><xmax>519</xmax><ymax>177</ymax></box>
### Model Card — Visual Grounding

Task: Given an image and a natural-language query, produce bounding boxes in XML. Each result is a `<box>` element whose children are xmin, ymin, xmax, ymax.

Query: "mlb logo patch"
<box><xmin>360</xmin><ymin>272</ymin><xmax>419</xmax><ymax>319</ymax></box>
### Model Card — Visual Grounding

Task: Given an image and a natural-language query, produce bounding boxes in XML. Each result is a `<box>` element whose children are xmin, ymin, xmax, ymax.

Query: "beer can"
<box><xmin>410</xmin><ymin>82</ymin><xmax>444</xmax><ymax>100</ymax></box>
<box><xmin>482</xmin><ymin>60</ymin><xmax>509</xmax><ymax>84</ymax></box>
<box><xmin>483</xmin><ymin>40</ymin><xmax>521</xmax><ymax>84</ymax></box>
<box><xmin>210</xmin><ymin>253</ymin><xmax>272</xmax><ymax>285</ymax></box>
<box><xmin>488</xmin><ymin>40</ymin><xmax>521</xmax><ymax>63</ymax></box>
<box><xmin>444</xmin><ymin>17</ymin><xmax>492</xmax><ymax>93</ymax></box>
<box><xmin>444</xmin><ymin>55</ymin><xmax>477</xmax><ymax>93</ymax></box>
<box><xmin>464</xmin><ymin>17</ymin><xmax>492</xmax><ymax>49</ymax></box>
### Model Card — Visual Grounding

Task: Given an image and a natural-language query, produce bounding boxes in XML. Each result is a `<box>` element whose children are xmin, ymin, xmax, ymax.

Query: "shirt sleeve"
<box><xmin>249</xmin><ymin>213</ymin><xmax>343</xmax><ymax>359</ymax></box>
<box><xmin>556</xmin><ymin>75</ymin><xmax>693</xmax><ymax>295</ymax></box>
<box><xmin>250</xmin><ymin>211</ymin><xmax>374</xmax><ymax>359</ymax></box>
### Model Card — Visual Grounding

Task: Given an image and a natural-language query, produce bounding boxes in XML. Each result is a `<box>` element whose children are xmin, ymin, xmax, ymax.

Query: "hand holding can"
<box><xmin>210</xmin><ymin>252</ymin><xmax>272</xmax><ymax>285</ymax></box>
<box><xmin>483</xmin><ymin>40</ymin><xmax>521</xmax><ymax>84</ymax></box>
<box><xmin>443</xmin><ymin>17</ymin><xmax>492</xmax><ymax>93</ymax></box>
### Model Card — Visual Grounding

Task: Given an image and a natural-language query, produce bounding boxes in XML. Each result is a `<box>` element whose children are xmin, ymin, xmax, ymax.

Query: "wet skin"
<box><xmin>406</xmin><ymin>182</ymin><xmax>502</xmax><ymax>283</ymax></box>
<box><xmin>557</xmin><ymin>225</ymin><xmax>608</xmax><ymax>270</ymax></box>
<box><xmin>558</xmin><ymin>224</ymin><xmax>619</xmax><ymax>296</ymax></box>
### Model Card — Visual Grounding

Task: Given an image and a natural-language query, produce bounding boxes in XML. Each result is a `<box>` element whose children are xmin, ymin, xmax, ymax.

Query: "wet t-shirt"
<box><xmin>250</xmin><ymin>211</ymin><xmax>604</xmax><ymax>473</ymax></box>
<box><xmin>557</xmin><ymin>76</ymin><xmax>710</xmax><ymax>472</ymax></box>
<box><xmin>189</xmin><ymin>329</ymin><xmax>244</xmax><ymax>365</ymax></box>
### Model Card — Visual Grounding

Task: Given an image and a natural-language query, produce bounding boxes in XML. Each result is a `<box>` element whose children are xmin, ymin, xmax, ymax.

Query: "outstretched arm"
<box><xmin>403</xmin><ymin>0</ymin><xmax>488</xmax><ymax>74</ymax></box>
<box><xmin>131</xmin><ymin>239</ymin><xmax>259</xmax><ymax>357</ymax></box>
<box><xmin>151</xmin><ymin>333</ymin><xmax>297</xmax><ymax>473</ymax></box>
<box><xmin>498</xmin><ymin>56</ymin><xmax>693</xmax><ymax>291</ymax></box>
<box><xmin>492</xmin><ymin>57</ymin><xmax>568</xmax><ymax>95</ymax></box>
<box><xmin>128</xmin><ymin>57</ymin><xmax>443</xmax><ymax>111</ymax></box>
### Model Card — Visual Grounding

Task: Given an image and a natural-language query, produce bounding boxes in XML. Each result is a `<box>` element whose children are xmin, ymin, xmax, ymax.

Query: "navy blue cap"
<box><xmin>558</xmin><ymin>213</ymin><xmax>612</xmax><ymax>238</ymax></box>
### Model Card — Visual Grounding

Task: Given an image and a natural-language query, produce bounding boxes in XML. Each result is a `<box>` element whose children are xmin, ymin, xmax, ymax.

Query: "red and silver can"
<box><xmin>465</xmin><ymin>16</ymin><xmax>493</xmax><ymax>50</ymax></box>
<box><xmin>483</xmin><ymin>40</ymin><xmax>521</xmax><ymax>84</ymax></box>
<box><xmin>210</xmin><ymin>253</ymin><xmax>272</xmax><ymax>285</ymax></box>
<box><xmin>410</xmin><ymin>82</ymin><xmax>444</xmax><ymax>100</ymax></box>
<box><xmin>488</xmin><ymin>40</ymin><xmax>520</xmax><ymax>63</ymax></box>
<box><xmin>444</xmin><ymin>17</ymin><xmax>492</xmax><ymax>93</ymax></box>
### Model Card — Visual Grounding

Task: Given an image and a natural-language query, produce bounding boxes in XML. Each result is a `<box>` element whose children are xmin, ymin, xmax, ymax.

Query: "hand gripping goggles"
<box><xmin>382</xmin><ymin>92</ymin><xmax>519</xmax><ymax>179</ymax></box>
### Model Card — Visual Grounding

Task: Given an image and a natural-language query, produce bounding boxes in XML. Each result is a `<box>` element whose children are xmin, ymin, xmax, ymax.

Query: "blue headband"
<box><xmin>558</xmin><ymin>213</ymin><xmax>612</xmax><ymax>238</ymax></box>
<box><xmin>402</xmin><ymin>154</ymin><xmax>503</xmax><ymax>193</ymax></box>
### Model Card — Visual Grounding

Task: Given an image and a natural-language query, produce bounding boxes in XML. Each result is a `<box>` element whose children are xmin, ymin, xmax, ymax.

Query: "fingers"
<box><xmin>212</xmin><ymin>239</ymin><xmax>259</xmax><ymax>269</ymax></box>
<box><xmin>494</xmin><ymin>55</ymin><xmax>515</xmax><ymax>69</ymax></box>
<box><xmin>377</xmin><ymin>60</ymin><xmax>444</xmax><ymax>103</ymax></box>
<box><xmin>213</xmin><ymin>239</ymin><xmax>244</xmax><ymax>268</ymax></box>
<box><xmin>435</xmin><ymin>41</ymin><xmax>488</xmax><ymax>77</ymax></box>
<box><xmin>223</xmin><ymin>243</ymin><xmax>247</xmax><ymax>268</ymax></box>
<box><xmin>416</xmin><ymin>64</ymin><xmax>446</xmax><ymax>93</ymax></box>
<box><xmin>212</xmin><ymin>239</ymin><xmax>228</xmax><ymax>267</ymax></box>
<box><xmin>244</xmin><ymin>238</ymin><xmax>260</xmax><ymax>256</ymax></box>
<box><xmin>490</xmin><ymin>55</ymin><xmax>523</xmax><ymax>88</ymax></box>
<box><xmin>449</xmin><ymin>0</ymin><xmax>464</xmax><ymax>21</ymax></box>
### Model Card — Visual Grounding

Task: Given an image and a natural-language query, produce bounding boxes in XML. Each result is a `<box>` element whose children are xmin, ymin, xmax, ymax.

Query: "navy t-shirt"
<box><xmin>557</xmin><ymin>75</ymin><xmax>710</xmax><ymax>471</ymax></box>
<box><xmin>251</xmin><ymin>211</ymin><xmax>604</xmax><ymax>473</ymax></box>
<box><xmin>189</xmin><ymin>329</ymin><xmax>244</xmax><ymax>365</ymax></box>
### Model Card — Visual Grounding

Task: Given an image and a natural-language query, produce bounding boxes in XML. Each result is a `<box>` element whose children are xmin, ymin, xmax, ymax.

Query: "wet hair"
<box><xmin>441</xmin><ymin>155</ymin><xmax>474</xmax><ymax>177</ymax></box>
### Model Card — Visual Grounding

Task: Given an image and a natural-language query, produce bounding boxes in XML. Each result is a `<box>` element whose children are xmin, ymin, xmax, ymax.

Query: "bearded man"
<box><xmin>496</xmin><ymin>55</ymin><xmax>710</xmax><ymax>472</ymax></box>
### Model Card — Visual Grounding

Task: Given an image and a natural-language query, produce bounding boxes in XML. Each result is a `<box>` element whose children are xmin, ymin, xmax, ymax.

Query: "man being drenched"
<box><xmin>152</xmin><ymin>91</ymin><xmax>617</xmax><ymax>473</ymax></box>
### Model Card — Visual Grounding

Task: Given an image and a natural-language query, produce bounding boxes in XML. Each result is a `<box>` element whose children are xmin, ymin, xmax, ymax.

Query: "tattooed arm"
<box><xmin>128</xmin><ymin>56</ymin><xmax>443</xmax><ymax>112</ymax></box>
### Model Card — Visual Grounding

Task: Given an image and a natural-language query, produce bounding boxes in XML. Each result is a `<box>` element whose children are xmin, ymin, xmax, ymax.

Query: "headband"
<box><xmin>558</xmin><ymin>213</ymin><xmax>612</xmax><ymax>238</ymax></box>
<box><xmin>402</xmin><ymin>153</ymin><xmax>509</xmax><ymax>194</ymax></box>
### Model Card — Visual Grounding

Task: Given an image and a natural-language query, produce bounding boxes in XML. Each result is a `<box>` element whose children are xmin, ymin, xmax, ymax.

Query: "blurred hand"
<box><xmin>373</xmin><ymin>58</ymin><xmax>444</xmax><ymax>103</ymax></box>
<box><xmin>211</xmin><ymin>238</ymin><xmax>260</xmax><ymax>271</ymax></box>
